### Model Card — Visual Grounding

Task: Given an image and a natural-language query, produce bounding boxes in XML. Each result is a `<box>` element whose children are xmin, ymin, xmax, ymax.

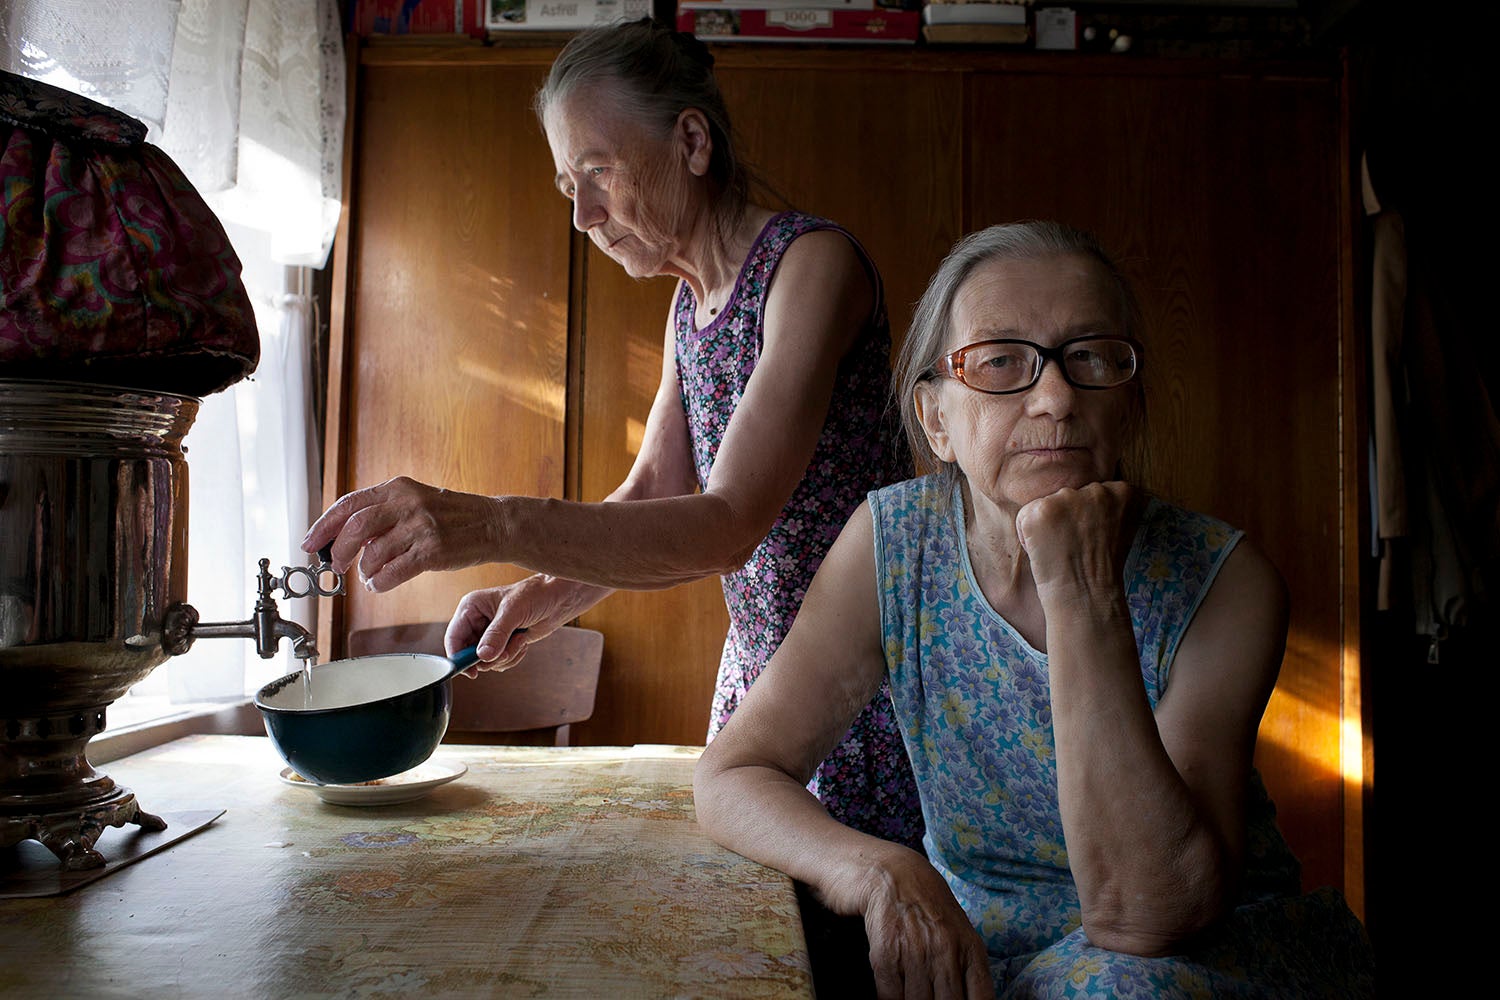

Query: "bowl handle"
<box><xmin>446</xmin><ymin>645</ymin><xmax>480</xmax><ymax>677</ymax></box>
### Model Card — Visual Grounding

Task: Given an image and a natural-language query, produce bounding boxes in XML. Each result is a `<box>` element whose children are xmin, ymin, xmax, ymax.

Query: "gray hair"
<box><xmin>534</xmin><ymin>18</ymin><xmax>751</xmax><ymax>243</ymax></box>
<box><xmin>894</xmin><ymin>221</ymin><xmax>1149</xmax><ymax>498</ymax></box>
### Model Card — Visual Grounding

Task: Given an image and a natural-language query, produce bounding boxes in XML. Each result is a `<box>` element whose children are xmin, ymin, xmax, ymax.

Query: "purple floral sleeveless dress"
<box><xmin>676</xmin><ymin>210</ymin><xmax>922</xmax><ymax>849</ymax></box>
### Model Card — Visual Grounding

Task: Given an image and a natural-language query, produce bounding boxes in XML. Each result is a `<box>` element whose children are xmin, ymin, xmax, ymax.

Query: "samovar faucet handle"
<box><xmin>162</xmin><ymin>550</ymin><xmax>344</xmax><ymax>661</ymax></box>
<box><xmin>270</xmin><ymin>548</ymin><xmax>345</xmax><ymax>601</ymax></box>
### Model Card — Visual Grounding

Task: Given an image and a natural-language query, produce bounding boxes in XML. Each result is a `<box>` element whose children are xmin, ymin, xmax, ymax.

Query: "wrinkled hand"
<box><xmin>1014</xmin><ymin>481</ymin><xmax>1142</xmax><ymax>601</ymax></box>
<box><xmin>819</xmin><ymin>846</ymin><xmax>994</xmax><ymax>1000</ymax></box>
<box><xmin>302</xmin><ymin>476</ymin><xmax>503</xmax><ymax>592</ymax></box>
<box><xmin>444</xmin><ymin>576</ymin><xmax>578</xmax><ymax>676</ymax></box>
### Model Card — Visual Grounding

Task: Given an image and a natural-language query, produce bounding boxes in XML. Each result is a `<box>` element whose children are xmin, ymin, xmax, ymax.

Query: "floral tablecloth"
<box><xmin>0</xmin><ymin>735</ymin><xmax>814</xmax><ymax>999</ymax></box>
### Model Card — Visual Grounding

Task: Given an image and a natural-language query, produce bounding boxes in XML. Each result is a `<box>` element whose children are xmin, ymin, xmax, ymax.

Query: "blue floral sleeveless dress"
<box><xmin>870</xmin><ymin>475</ymin><xmax>1375</xmax><ymax>998</ymax></box>
<box><xmin>677</xmin><ymin>210</ymin><xmax>922</xmax><ymax>849</ymax></box>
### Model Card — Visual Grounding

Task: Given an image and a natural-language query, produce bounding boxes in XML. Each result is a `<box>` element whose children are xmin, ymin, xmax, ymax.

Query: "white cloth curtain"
<box><xmin>1</xmin><ymin>0</ymin><xmax>344</xmax><ymax>701</ymax></box>
<box><xmin>1</xmin><ymin>0</ymin><xmax>343</xmax><ymax>265</ymax></box>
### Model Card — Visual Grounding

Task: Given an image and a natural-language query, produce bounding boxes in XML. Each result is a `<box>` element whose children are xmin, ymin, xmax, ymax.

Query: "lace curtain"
<box><xmin>1</xmin><ymin>0</ymin><xmax>345</xmax><ymax>706</ymax></box>
<box><xmin>1</xmin><ymin>0</ymin><xmax>344</xmax><ymax>266</ymax></box>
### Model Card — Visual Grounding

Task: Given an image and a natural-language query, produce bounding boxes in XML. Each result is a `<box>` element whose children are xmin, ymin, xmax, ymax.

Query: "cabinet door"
<box><xmin>571</xmin><ymin>259</ymin><xmax>726</xmax><ymax>747</ymax></box>
<box><xmin>338</xmin><ymin>62</ymin><xmax>570</xmax><ymax>635</ymax></box>
<box><xmin>967</xmin><ymin>70</ymin><xmax>1346</xmax><ymax>892</ymax></box>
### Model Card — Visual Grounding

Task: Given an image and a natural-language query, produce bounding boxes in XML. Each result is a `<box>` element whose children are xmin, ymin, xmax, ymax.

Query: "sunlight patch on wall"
<box><xmin>627</xmin><ymin>337</ymin><xmax>663</xmax><ymax>402</ymax></box>
<box><xmin>1340</xmin><ymin>715</ymin><xmax>1365</xmax><ymax>793</ymax></box>
<box><xmin>470</xmin><ymin>263</ymin><xmax>517</xmax><ymax>316</ymax></box>
<box><xmin>1256</xmin><ymin>680</ymin><xmax>1361</xmax><ymax>790</ymax></box>
<box><xmin>626</xmin><ymin>417</ymin><xmax>646</xmax><ymax>457</ymax></box>
<box><xmin>454</xmin><ymin>356</ymin><xmax>564</xmax><ymax>422</ymax></box>
<box><xmin>466</xmin><ymin>263</ymin><xmax>567</xmax><ymax>340</ymax></box>
<box><xmin>1245</xmin><ymin>620</ymin><xmax>1350</xmax><ymax>782</ymax></box>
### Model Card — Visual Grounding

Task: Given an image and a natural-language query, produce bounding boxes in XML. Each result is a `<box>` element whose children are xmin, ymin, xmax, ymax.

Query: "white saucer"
<box><xmin>278</xmin><ymin>760</ymin><xmax>467</xmax><ymax>806</ymax></box>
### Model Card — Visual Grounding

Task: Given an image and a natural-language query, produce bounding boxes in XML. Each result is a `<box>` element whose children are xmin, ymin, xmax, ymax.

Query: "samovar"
<box><xmin>0</xmin><ymin>74</ymin><xmax>335</xmax><ymax>869</ymax></box>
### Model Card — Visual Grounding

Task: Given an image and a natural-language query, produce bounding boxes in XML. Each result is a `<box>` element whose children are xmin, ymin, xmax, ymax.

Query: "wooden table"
<box><xmin>0</xmin><ymin>735</ymin><xmax>814</xmax><ymax>998</ymax></box>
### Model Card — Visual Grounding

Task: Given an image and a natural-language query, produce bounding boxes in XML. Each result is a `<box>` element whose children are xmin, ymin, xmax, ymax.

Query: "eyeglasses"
<box><xmin>925</xmin><ymin>335</ymin><xmax>1142</xmax><ymax>395</ymax></box>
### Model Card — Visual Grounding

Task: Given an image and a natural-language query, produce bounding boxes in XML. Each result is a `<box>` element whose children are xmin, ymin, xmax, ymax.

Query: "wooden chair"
<box><xmin>346</xmin><ymin>622</ymin><xmax>603</xmax><ymax>747</ymax></box>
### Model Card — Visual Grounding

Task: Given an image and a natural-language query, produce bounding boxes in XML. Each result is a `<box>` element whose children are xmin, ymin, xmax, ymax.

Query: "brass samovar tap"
<box><xmin>163</xmin><ymin>552</ymin><xmax>344</xmax><ymax>663</ymax></box>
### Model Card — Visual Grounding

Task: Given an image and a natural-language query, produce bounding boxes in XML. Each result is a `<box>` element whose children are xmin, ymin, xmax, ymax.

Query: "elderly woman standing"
<box><xmin>694</xmin><ymin>222</ymin><xmax>1374</xmax><ymax>998</ymax></box>
<box><xmin>302</xmin><ymin>20</ymin><xmax>921</xmax><ymax>849</ymax></box>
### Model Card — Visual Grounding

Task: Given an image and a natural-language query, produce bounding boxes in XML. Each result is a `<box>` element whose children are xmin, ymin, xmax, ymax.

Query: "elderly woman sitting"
<box><xmin>694</xmin><ymin>222</ymin><xmax>1374</xmax><ymax>998</ymax></box>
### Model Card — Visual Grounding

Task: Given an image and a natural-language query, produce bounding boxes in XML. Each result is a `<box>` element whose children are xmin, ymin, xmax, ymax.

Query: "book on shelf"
<box><xmin>352</xmin><ymin>0</ymin><xmax>486</xmax><ymax>38</ymax></box>
<box><xmin>921</xmin><ymin>2</ymin><xmax>1028</xmax><ymax>26</ymax></box>
<box><xmin>486</xmin><ymin>0</ymin><xmax>649</xmax><ymax>31</ymax></box>
<box><xmin>921</xmin><ymin>22</ymin><xmax>1029</xmax><ymax>44</ymax></box>
<box><xmin>677</xmin><ymin>8</ymin><xmax>921</xmax><ymax>44</ymax></box>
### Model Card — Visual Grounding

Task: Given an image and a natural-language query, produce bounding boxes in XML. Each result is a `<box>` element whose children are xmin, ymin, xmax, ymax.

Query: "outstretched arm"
<box><xmin>695</xmin><ymin>503</ymin><xmax>994</xmax><ymax>1000</ymax></box>
<box><xmin>304</xmin><ymin>230</ymin><xmax>874</xmax><ymax>595</ymax></box>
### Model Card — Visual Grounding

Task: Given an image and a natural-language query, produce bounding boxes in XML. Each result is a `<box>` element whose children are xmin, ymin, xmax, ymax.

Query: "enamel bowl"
<box><xmin>254</xmin><ymin>651</ymin><xmax>474</xmax><ymax>786</ymax></box>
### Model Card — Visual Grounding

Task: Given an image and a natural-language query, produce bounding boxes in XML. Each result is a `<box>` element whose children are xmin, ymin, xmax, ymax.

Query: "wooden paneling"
<box><xmin>967</xmin><ymin>70</ymin><xmax>1345</xmax><ymax>891</ymax></box>
<box><xmin>339</xmin><ymin>61</ymin><xmax>570</xmax><ymax>637</ymax></box>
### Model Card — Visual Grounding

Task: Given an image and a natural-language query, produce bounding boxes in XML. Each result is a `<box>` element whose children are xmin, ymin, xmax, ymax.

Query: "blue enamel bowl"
<box><xmin>254</xmin><ymin>648</ymin><xmax>478</xmax><ymax>786</ymax></box>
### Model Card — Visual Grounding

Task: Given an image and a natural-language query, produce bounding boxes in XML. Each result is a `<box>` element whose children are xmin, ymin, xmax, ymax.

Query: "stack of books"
<box><xmin>676</xmin><ymin>1</ymin><xmax>922</xmax><ymax>45</ymax></box>
<box><xmin>920</xmin><ymin>0</ymin><xmax>1031</xmax><ymax>46</ymax></box>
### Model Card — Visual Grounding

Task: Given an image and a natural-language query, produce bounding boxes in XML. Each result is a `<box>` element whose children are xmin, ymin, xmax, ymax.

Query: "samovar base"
<box><xmin>1</xmin><ymin>788</ymin><xmax>167</xmax><ymax>870</ymax></box>
<box><xmin>1</xmin><ymin>705</ymin><xmax>168</xmax><ymax>870</ymax></box>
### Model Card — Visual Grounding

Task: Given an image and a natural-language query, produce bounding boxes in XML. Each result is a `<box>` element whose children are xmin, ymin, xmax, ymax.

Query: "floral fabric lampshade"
<box><xmin>0</xmin><ymin>69</ymin><xmax>258</xmax><ymax>397</ymax></box>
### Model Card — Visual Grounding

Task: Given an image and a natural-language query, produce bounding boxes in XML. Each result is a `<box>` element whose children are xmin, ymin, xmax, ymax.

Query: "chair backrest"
<box><xmin>345</xmin><ymin>622</ymin><xmax>603</xmax><ymax>747</ymax></box>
